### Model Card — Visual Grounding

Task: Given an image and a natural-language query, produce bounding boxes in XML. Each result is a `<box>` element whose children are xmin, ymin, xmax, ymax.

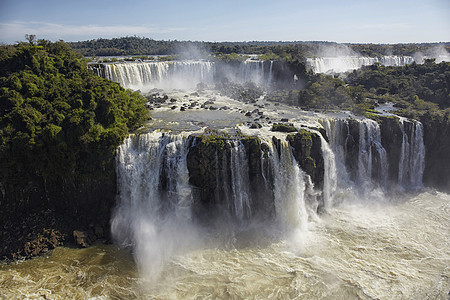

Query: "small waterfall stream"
<box><xmin>398</xmin><ymin>118</ymin><xmax>426</xmax><ymax>189</ymax></box>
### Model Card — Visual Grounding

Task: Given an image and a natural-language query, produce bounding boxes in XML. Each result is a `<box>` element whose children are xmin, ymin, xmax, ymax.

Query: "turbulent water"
<box><xmin>1</xmin><ymin>191</ymin><xmax>449</xmax><ymax>299</ymax></box>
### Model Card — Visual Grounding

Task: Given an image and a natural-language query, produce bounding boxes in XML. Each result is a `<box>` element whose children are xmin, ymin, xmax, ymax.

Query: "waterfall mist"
<box><xmin>111</xmin><ymin>132</ymin><xmax>205</xmax><ymax>280</ymax></box>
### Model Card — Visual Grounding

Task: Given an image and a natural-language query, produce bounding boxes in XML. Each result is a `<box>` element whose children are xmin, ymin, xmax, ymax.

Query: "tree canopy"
<box><xmin>0</xmin><ymin>39</ymin><xmax>149</xmax><ymax>184</ymax></box>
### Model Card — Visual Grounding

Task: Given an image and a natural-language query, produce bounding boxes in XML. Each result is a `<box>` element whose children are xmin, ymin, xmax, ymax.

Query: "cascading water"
<box><xmin>398</xmin><ymin>118</ymin><xmax>425</xmax><ymax>190</ymax></box>
<box><xmin>238</xmin><ymin>59</ymin><xmax>271</xmax><ymax>85</ymax></box>
<box><xmin>111</xmin><ymin>132</ymin><xmax>202</xmax><ymax>279</ymax></box>
<box><xmin>306</xmin><ymin>55</ymin><xmax>415</xmax><ymax>74</ymax></box>
<box><xmin>322</xmin><ymin>118</ymin><xmax>390</xmax><ymax>192</ymax></box>
<box><xmin>318</xmin><ymin>134</ymin><xmax>337</xmax><ymax>210</ymax></box>
<box><xmin>268</xmin><ymin>140</ymin><xmax>309</xmax><ymax>232</ymax></box>
<box><xmin>322</xmin><ymin>116</ymin><xmax>428</xmax><ymax>195</ymax></box>
<box><xmin>96</xmin><ymin>58</ymin><xmax>274</xmax><ymax>90</ymax></box>
<box><xmin>112</xmin><ymin>131</ymin><xmax>319</xmax><ymax>246</ymax></box>
<box><xmin>103</xmin><ymin>60</ymin><xmax>215</xmax><ymax>90</ymax></box>
<box><xmin>229</xmin><ymin>141</ymin><xmax>252</xmax><ymax>221</ymax></box>
<box><xmin>357</xmin><ymin>119</ymin><xmax>389</xmax><ymax>190</ymax></box>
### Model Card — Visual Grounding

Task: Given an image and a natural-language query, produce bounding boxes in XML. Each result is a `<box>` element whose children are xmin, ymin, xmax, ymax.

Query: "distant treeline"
<box><xmin>69</xmin><ymin>36</ymin><xmax>450</xmax><ymax>58</ymax></box>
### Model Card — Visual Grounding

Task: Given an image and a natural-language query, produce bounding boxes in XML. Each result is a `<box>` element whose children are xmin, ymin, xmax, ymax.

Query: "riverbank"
<box><xmin>0</xmin><ymin>207</ymin><xmax>110</xmax><ymax>261</ymax></box>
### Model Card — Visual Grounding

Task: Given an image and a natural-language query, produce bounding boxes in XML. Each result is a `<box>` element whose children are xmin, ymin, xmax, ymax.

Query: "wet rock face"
<box><xmin>0</xmin><ymin>166</ymin><xmax>115</xmax><ymax>260</ymax></box>
<box><xmin>286</xmin><ymin>130</ymin><xmax>324</xmax><ymax>189</ymax></box>
<box><xmin>345</xmin><ymin>119</ymin><xmax>360</xmax><ymax>183</ymax></box>
<box><xmin>186</xmin><ymin>130</ymin><xmax>327</xmax><ymax>223</ymax></box>
<box><xmin>186</xmin><ymin>135</ymin><xmax>275</xmax><ymax>223</ymax></box>
<box><xmin>379</xmin><ymin>117</ymin><xmax>403</xmax><ymax>188</ymax></box>
<box><xmin>420</xmin><ymin>114</ymin><xmax>450</xmax><ymax>191</ymax></box>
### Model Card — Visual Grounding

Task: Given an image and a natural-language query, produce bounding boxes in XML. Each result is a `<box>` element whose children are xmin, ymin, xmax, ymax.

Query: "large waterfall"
<box><xmin>112</xmin><ymin>133</ymin><xmax>316</xmax><ymax>235</ymax></box>
<box><xmin>101</xmin><ymin>60</ymin><xmax>215</xmax><ymax>90</ymax></box>
<box><xmin>112</xmin><ymin>116</ymin><xmax>426</xmax><ymax>243</ymax></box>
<box><xmin>95</xmin><ymin>58</ymin><xmax>273</xmax><ymax>91</ymax></box>
<box><xmin>306</xmin><ymin>55</ymin><xmax>415</xmax><ymax>74</ymax></box>
<box><xmin>321</xmin><ymin>117</ymin><xmax>426</xmax><ymax>194</ymax></box>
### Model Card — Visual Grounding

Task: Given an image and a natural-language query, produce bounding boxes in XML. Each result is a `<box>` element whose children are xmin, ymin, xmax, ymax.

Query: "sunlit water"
<box><xmin>1</xmin><ymin>191</ymin><xmax>449</xmax><ymax>299</ymax></box>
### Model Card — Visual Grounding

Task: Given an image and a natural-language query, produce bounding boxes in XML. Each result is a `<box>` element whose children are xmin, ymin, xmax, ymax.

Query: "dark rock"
<box><xmin>73</xmin><ymin>230</ymin><xmax>89</xmax><ymax>248</ymax></box>
<box><xmin>419</xmin><ymin>112</ymin><xmax>450</xmax><ymax>191</ymax></box>
<box><xmin>379</xmin><ymin>116</ymin><xmax>403</xmax><ymax>189</ymax></box>
<box><xmin>287</xmin><ymin>129</ymin><xmax>325</xmax><ymax>191</ymax></box>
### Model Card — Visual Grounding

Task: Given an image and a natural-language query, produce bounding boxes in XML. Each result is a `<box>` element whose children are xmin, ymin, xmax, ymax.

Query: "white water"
<box><xmin>398</xmin><ymin>118</ymin><xmax>426</xmax><ymax>190</ymax></box>
<box><xmin>238</xmin><ymin>59</ymin><xmax>272</xmax><ymax>85</ymax></box>
<box><xmin>268</xmin><ymin>140</ymin><xmax>309</xmax><ymax>233</ymax></box>
<box><xmin>100</xmin><ymin>59</ymin><xmax>273</xmax><ymax>91</ymax></box>
<box><xmin>103</xmin><ymin>60</ymin><xmax>215</xmax><ymax>91</ymax></box>
<box><xmin>306</xmin><ymin>54</ymin><xmax>450</xmax><ymax>74</ymax></box>
<box><xmin>2</xmin><ymin>191</ymin><xmax>449</xmax><ymax>299</ymax></box>
<box><xmin>322</xmin><ymin>118</ymin><xmax>389</xmax><ymax>194</ymax></box>
<box><xmin>357</xmin><ymin>119</ymin><xmax>389</xmax><ymax>191</ymax></box>
<box><xmin>306</xmin><ymin>55</ymin><xmax>415</xmax><ymax>74</ymax></box>
<box><xmin>229</xmin><ymin>140</ymin><xmax>252</xmax><ymax>221</ymax></box>
<box><xmin>111</xmin><ymin>132</ymin><xmax>202</xmax><ymax>280</ymax></box>
<box><xmin>319</xmin><ymin>134</ymin><xmax>338</xmax><ymax>210</ymax></box>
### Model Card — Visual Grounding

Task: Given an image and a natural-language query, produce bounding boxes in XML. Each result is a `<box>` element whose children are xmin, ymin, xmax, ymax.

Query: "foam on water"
<box><xmin>2</xmin><ymin>192</ymin><xmax>448</xmax><ymax>299</ymax></box>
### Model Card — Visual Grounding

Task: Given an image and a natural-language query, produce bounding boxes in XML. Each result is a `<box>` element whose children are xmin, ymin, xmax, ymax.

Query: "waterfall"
<box><xmin>111</xmin><ymin>132</ymin><xmax>194</xmax><ymax>246</ymax></box>
<box><xmin>238</xmin><ymin>60</ymin><xmax>266</xmax><ymax>85</ymax></box>
<box><xmin>112</xmin><ymin>132</ymin><xmax>316</xmax><ymax>237</ymax></box>
<box><xmin>357</xmin><ymin>119</ymin><xmax>389</xmax><ymax>190</ymax></box>
<box><xmin>96</xmin><ymin>59</ymin><xmax>275</xmax><ymax>90</ymax></box>
<box><xmin>268</xmin><ymin>140</ymin><xmax>309</xmax><ymax>232</ymax></box>
<box><xmin>318</xmin><ymin>134</ymin><xmax>337</xmax><ymax>210</ymax></box>
<box><xmin>111</xmin><ymin>116</ymin><xmax>426</xmax><ymax>250</ymax></box>
<box><xmin>229</xmin><ymin>141</ymin><xmax>252</xmax><ymax>220</ymax></box>
<box><xmin>103</xmin><ymin>60</ymin><xmax>215</xmax><ymax>90</ymax></box>
<box><xmin>398</xmin><ymin>119</ymin><xmax>425</xmax><ymax>189</ymax></box>
<box><xmin>322</xmin><ymin>118</ymin><xmax>389</xmax><ymax>192</ymax></box>
<box><xmin>268</xmin><ymin>61</ymin><xmax>273</xmax><ymax>85</ymax></box>
<box><xmin>306</xmin><ymin>55</ymin><xmax>415</xmax><ymax>74</ymax></box>
<box><xmin>111</xmin><ymin>132</ymin><xmax>201</xmax><ymax>279</ymax></box>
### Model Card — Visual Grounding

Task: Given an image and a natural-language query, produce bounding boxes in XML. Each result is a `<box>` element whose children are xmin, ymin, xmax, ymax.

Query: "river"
<box><xmin>1</xmin><ymin>191</ymin><xmax>449</xmax><ymax>299</ymax></box>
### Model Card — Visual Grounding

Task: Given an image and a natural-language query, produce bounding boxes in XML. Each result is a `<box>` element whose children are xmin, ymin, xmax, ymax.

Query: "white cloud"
<box><xmin>0</xmin><ymin>21</ymin><xmax>187</xmax><ymax>43</ymax></box>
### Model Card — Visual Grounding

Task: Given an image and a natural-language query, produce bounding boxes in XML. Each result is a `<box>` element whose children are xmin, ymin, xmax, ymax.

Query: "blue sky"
<box><xmin>1</xmin><ymin>0</ymin><xmax>449</xmax><ymax>44</ymax></box>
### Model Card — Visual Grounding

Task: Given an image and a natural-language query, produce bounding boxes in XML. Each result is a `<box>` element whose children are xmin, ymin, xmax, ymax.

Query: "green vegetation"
<box><xmin>346</xmin><ymin>61</ymin><xmax>450</xmax><ymax>114</ymax></box>
<box><xmin>214</xmin><ymin>53</ymin><xmax>249</xmax><ymax>63</ymax></box>
<box><xmin>0</xmin><ymin>39</ymin><xmax>149</xmax><ymax>185</ymax></box>
<box><xmin>349</xmin><ymin>43</ymin><xmax>450</xmax><ymax>57</ymax></box>
<box><xmin>267</xmin><ymin>60</ymin><xmax>450</xmax><ymax>121</ymax></box>
<box><xmin>271</xmin><ymin>123</ymin><xmax>298</xmax><ymax>133</ymax></box>
<box><xmin>69</xmin><ymin>37</ymin><xmax>449</xmax><ymax>59</ymax></box>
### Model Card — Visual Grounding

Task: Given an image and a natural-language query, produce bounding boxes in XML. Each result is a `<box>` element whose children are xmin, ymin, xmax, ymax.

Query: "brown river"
<box><xmin>1</xmin><ymin>191</ymin><xmax>449</xmax><ymax>299</ymax></box>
